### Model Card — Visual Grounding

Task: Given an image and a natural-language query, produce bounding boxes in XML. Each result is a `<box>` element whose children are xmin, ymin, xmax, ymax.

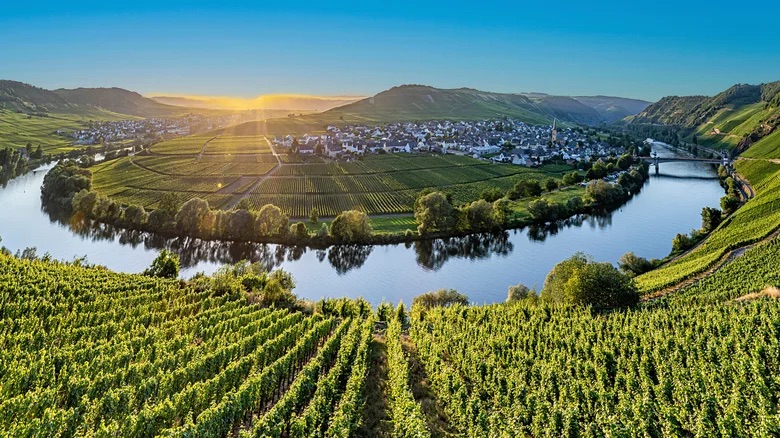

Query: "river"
<box><xmin>0</xmin><ymin>144</ymin><xmax>725</xmax><ymax>305</ymax></box>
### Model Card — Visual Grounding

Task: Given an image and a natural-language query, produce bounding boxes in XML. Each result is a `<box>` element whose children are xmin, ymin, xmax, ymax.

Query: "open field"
<box><xmin>0</xmin><ymin>109</ymin><xmax>130</xmax><ymax>154</ymax></box>
<box><xmin>93</xmin><ymin>134</ymin><xmax>575</xmax><ymax>216</ymax></box>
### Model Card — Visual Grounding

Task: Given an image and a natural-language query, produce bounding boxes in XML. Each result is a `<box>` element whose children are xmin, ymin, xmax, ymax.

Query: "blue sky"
<box><xmin>2</xmin><ymin>1</ymin><xmax>779</xmax><ymax>101</ymax></box>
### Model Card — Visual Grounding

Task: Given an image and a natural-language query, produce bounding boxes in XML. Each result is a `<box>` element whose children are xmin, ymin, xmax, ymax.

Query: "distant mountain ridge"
<box><xmin>571</xmin><ymin>95</ymin><xmax>652</xmax><ymax>122</ymax></box>
<box><xmin>151</xmin><ymin>94</ymin><xmax>363</xmax><ymax>112</ymax></box>
<box><xmin>322</xmin><ymin>85</ymin><xmax>650</xmax><ymax>125</ymax></box>
<box><xmin>1</xmin><ymin>80</ymin><xmax>651</xmax><ymax>125</ymax></box>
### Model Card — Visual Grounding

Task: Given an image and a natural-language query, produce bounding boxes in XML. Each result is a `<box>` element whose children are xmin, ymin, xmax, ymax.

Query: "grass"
<box><xmin>0</xmin><ymin>108</ymin><xmax>130</xmax><ymax>154</ymax></box>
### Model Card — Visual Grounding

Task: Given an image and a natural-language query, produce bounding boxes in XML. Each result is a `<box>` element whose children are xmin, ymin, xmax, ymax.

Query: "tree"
<box><xmin>412</xmin><ymin>289</ymin><xmax>469</xmax><ymax>309</ymax></box>
<box><xmin>492</xmin><ymin>198</ymin><xmax>511</xmax><ymax>225</ymax></box>
<box><xmin>71</xmin><ymin>189</ymin><xmax>100</xmax><ymax>217</ymax></box>
<box><xmin>317</xmin><ymin>223</ymin><xmax>330</xmax><ymax>238</ymax></box>
<box><xmin>330</xmin><ymin>210</ymin><xmax>373</xmax><ymax>242</ymax></box>
<box><xmin>616</xmin><ymin>155</ymin><xmax>631</xmax><ymax>170</ymax></box>
<box><xmin>671</xmin><ymin>233</ymin><xmax>694</xmax><ymax>254</ymax></box>
<box><xmin>124</xmin><ymin>205</ymin><xmax>148</xmax><ymax>227</ymax></box>
<box><xmin>176</xmin><ymin>198</ymin><xmax>211</xmax><ymax>234</ymax></box>
<box><xmin>415</xmin><ymin>191</ymin><xmax>455</xmax><ymax>234</ymax></box>
<box><xmin>256</xmin><ymin>204</ymin><xmax>288</xmax><ymax>236</ymax></box>
<box><xmin>235</xmin><ymin>199</ymin><xmax>252</xmax><ymax>211</ymax></box>
<box><xmin>545</xmin><ymin>178</ymin><xmax>559</xmax><ymax>192</ymax></box>
<box><xmin>618</xmin><ymin>252</ymin><xmax>654</xmax><ymax>277</ymax></box>
<box><xmin>480</xmin><ymin>187</ymin><xmax>503</xmax><ymax>202</ymax></box>
<box><xmin>226</xmin><ymin>209</ymin><xmax>256</xmax><ymax>241</ymax></box>
<box><xmin>158</xmin><ymin>192</ymin><xmax>181</xmax><ymax>216</ymax></box>
<box><xmin>541</xmin><ymin>253</ymin><xmax>639</xmax><ymax>309</ymax></box>
<box><xmin>290</xmin><ymin>221</ymin><xmax>309</xmax><ymax>239</ymax></box>
<box><xmin>562</xmin><ymin>171</ymin><xmax>582</xmax><ymax>186</ymax></box>
<box><xmin>527</xmin><ymin>199</ymin><xmax>552</xmax><ymax>223</ymax></box>
<box><xmin>566</xmin><ymin>196</ymin><xmax>583</xmax><ymax>213</ymax></box>
<box><xmin>465</xmin><ymin>199</ymin><xmax>498</xmax><ymax>230</ymax></box>
<box><xmin>144</xmin><ymin>250</ymin><xmax>180</xmax><ymax>279</ymax></box>
<box><xmin>586</xmin><ymin>180</ymin><xmax>625</xmax><ymax>205</ymax></box>
<box><xmin>309</xmin><ymin>207</ymin><xmax>319</xmax><ymax>224</ymax></box>
<box><xmin>507</xmin><ymin>283</ymin><xmax>531</xmax><ymax>302</ymax></box>
<box><xmin>701</xmin><ymin>207</ymin><xmax>722</xmax><ymax>233</ymax></box>
<box><xmin>507</xmin><ymin>180</ymin><xmax>543</xmax><ymax>200</ymax></box>
<box><xmin>720</xmin><ymin>196</ymin><xmax>740</xmax><ymax>215</ymax></box>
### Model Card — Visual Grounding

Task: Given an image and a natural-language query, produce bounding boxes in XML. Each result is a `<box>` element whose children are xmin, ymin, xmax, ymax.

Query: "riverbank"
<box><xmin>42</xmin><ymin>157</ymin><xmax>648</xmax><ymax>248</ymax></box>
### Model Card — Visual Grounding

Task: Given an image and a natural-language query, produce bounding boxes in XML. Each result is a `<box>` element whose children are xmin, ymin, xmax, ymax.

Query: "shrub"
<box><xmin>412</xmin><ymin>289</ymin><xmax>469</xmax><ymax>309</ymax></box>
<box><xmin>541</xmin><ymin>253</ymin><xmax>639</xmax><ymax>309</ymax></box>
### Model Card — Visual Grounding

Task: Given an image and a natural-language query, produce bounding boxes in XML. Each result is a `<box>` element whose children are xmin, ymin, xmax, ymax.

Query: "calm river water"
<box><xmin>0</xmin><ymin>144</ymin><xmax>724</xmax><ymax>305</ymax></box>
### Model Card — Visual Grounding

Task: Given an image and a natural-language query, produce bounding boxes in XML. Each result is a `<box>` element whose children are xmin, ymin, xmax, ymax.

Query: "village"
<box><xmin>274</xmin><ymin>119</ymin><xmax>627</xmax><ymax>167</ymax></box>
<box><xmin>58</xmin><ymin>112</ymin><xmax>257</xmax><ymax>148</ymax></box>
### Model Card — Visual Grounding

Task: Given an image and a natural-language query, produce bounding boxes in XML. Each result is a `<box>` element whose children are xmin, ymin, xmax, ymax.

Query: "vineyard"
<box><xmin>0</xmin><ymin>252</ymin><xmax>373</xmax><ymax>437</ymax></box>
<box><xmin>5</xmin><ymin>236</ymin><xmax>780</xmax><ymax>436</ymax></box>
<box><xmin>92</xmin><ymin>134</ymin><xmax>574</xmax><ymax>216</ymax></box>
<box><xmin>404</xmin><ymin>295</ymin><xmax>780</xmax><ymax>436</ymax></box>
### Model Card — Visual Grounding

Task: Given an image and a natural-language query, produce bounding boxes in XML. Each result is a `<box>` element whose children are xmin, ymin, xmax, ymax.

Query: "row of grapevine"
<box><xmin>409</xmin><ymin>299</ymin><xmax>780</xmax><ymax>436</ymax></box>
<box><xmin>386</xmin><ymin>319</ymin><xmax>431</xmax><ymax>438</ymax></box>
<box><xmin>324</xmin><ymin>317</ymin><xmax>374</xmax><ymax>437</ymax></box>
<box><xmin>1</xmin><ymin>252</ymin><xmax>379</xmax><ymax>438</ymax></box>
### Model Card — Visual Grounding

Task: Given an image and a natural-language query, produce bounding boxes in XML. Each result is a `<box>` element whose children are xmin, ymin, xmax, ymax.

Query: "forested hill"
<box><xmin>53</xmin><ymin>87</ymin><xmax>191</xmax><ymax>118</ymax></box>
<box><xmin>626</xmin><ymin>81</ymin><xmax>780</xmax><ymax>152</ymax></box>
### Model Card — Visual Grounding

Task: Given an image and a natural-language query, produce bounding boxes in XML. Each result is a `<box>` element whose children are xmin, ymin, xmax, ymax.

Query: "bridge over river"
<box><xmin>639</xmin><ymin>151</ymin><xmax>730</xmax><ymax>172</ymax></box>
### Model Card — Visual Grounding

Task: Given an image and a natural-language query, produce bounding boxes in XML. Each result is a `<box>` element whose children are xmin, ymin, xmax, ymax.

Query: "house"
<box><xmin>491</xmin><ymin>153</ymin><xmax>512</xmax><ymax>163</ymax></box>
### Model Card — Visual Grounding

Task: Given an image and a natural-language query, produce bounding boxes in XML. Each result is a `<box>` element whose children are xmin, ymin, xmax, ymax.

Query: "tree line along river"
<box><xmin>0</xmin><ymin>144</ymin><xmax>725</xmax><ymax>305</ymax></box>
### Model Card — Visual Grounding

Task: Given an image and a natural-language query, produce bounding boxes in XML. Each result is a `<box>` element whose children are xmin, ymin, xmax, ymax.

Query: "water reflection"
<box><xmin>413</xmin><ymin>231</ymin><xmax>513</xmax><ymax>271</ymax></box>
<box><xmin>51</xmin><ymin>207</ymin><xmax>520</xmax><ymax>274</ymax></box>
<box><xmin>327</xmin><ymin>245</ymin><xmax>374</xmax><ymax>275</ymax></box>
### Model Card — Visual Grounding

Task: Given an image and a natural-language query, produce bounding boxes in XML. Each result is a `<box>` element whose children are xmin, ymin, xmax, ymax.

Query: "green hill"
<box><xmin>627</xmin><ymin>80</ymin><xmax>780</xmax><ymax>152</ymax></box>
<box><xmin>53</xmin><ymin>87</ymin><xmax>196</xmax><ymax>118</ymax></box>
<box><xmin>323</xmin><ymin>85</ymin><xmax>606</xmax><ymax>125</ymax></box>
<box><xmin>0</xmin><ymin>80</ymin><xmax>79</xmax><ymax>113</ymax></box>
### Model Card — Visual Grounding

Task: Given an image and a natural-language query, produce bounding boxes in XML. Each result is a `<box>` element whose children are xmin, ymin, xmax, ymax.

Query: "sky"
<box><xmin>1</xmin><ymin>0</ymin><xmax>779</xmax><ymax>102</ymax></box>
